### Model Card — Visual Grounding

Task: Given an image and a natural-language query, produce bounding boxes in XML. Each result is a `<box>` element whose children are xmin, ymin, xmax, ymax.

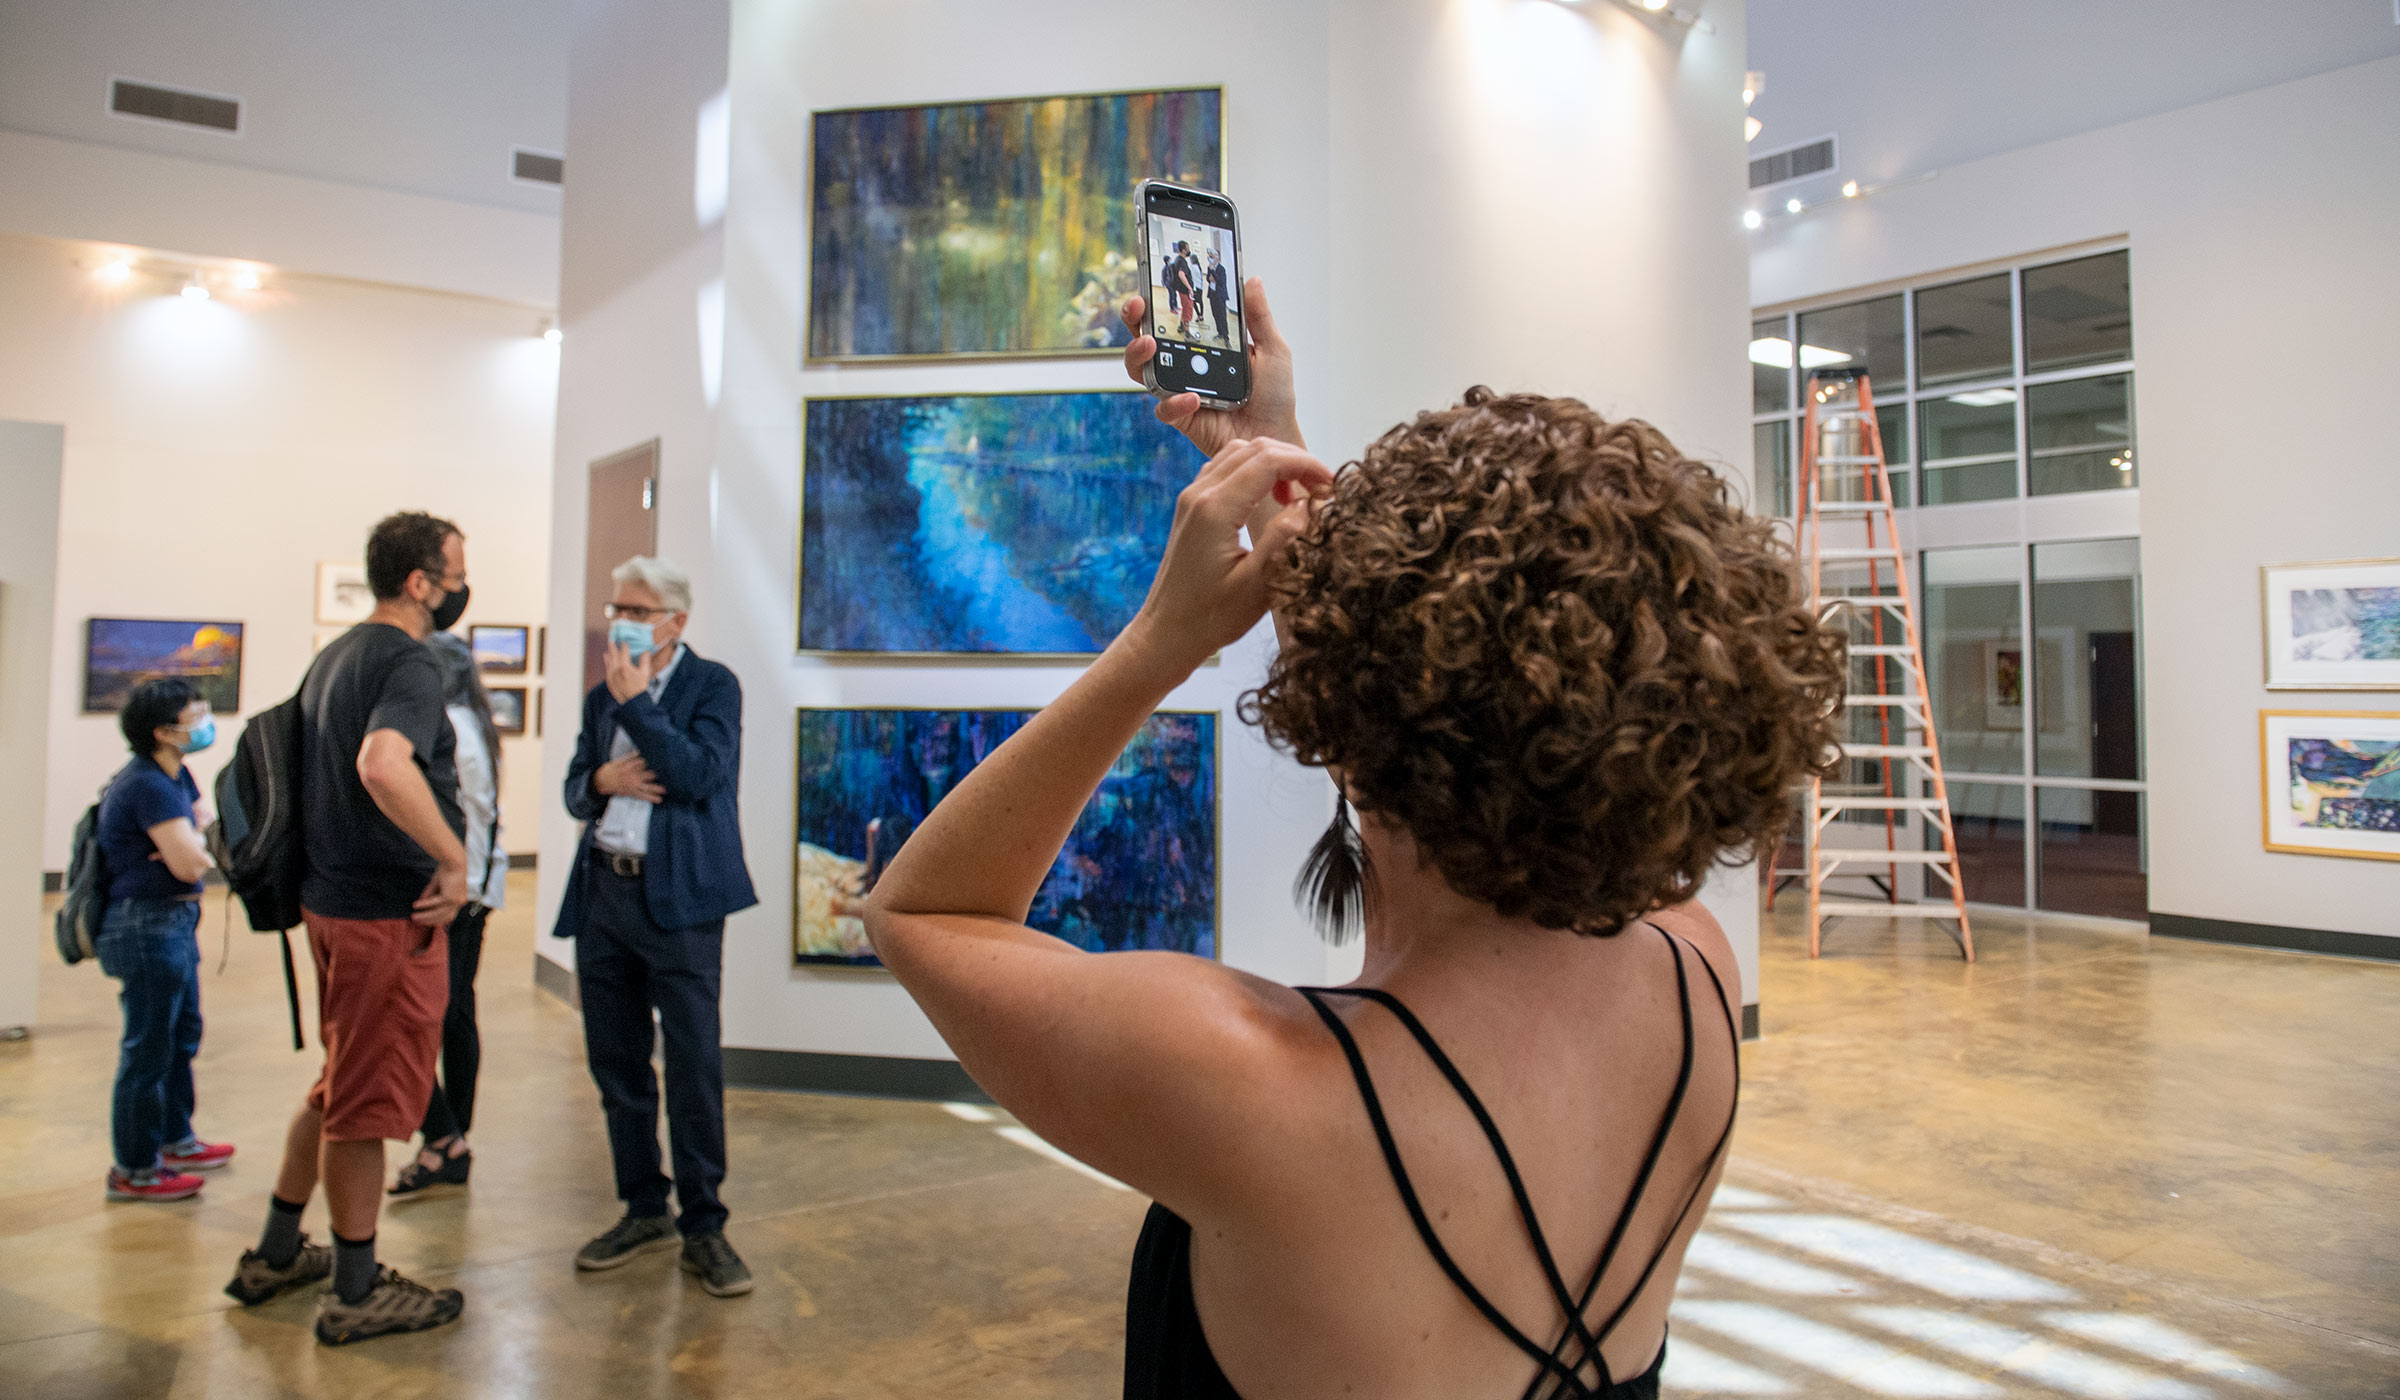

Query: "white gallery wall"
<box><xmin>0</xmin><ymin>234</ymin><xmax>560</xmax><ymax>874</ymax></box>
<box><xmin>0</xmin><ymin>423</ymin><xmax>64</xmax><ymax>1033</ymax></box>
<box><xmin>1750</xmin><ymin>55</ymin><xmax>2400</xmax><ymax>943</ymax></box>
<box><xmin>548</xmin><ymin>0</ymin><xmax>1762</xmax><ymax>1065</ymax></box>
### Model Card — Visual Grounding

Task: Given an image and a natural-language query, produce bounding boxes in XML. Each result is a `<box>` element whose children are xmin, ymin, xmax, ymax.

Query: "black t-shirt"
<box><xmin>299</xmin><ymin>623</ymin><xmax>464</xmax><ymax>919</ymax></box>
<box><xmin>98</xmin><ymin>757</ymin><xmax>204</xmax><ymax>902</ymax></box>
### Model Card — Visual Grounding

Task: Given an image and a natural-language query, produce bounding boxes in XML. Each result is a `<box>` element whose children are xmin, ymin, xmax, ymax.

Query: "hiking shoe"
<box><xmin>681</xmin><ymin>1231</ymin><xmax>753</xmax><ymax>1297</ymax></box>
<box><xmin>314</xmin><ymin>1266</ymin><xmax>464</xmax><ymax>1346</ymax></box>
<box><xmin>225</xmin><ymin>1235</ymin><xmax>334</xmax><ymax>1305</ymax></box>
<box><xmin>574</xmin><ymin>1213</ymin><xmax>678</xmax><ymax>1271</ymax></box>
<box><xmin>161</xmin><ymin>1138</ymin><xmax>237</xmax><ymax>1171</ymax></box>
<box><xmin>107</xmin><ymin>1167</ymin><xmax>204</xmax><ymax>1202</ymax></box>
<box><xmin>388</xmin><ymin>1148</ymin><xmax>472</xmax><ymax>1198</ymax></box>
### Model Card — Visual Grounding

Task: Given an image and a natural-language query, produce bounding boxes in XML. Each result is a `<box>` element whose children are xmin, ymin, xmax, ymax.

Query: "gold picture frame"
<box><xmin>804</xmin><ymin>84</ymin><xmax>1226</xmax><ymax>365</ymax></box>
<box><xmin>2259</xmin><ymin>709</ymin><xmax>2400</xmax><ymax>862</ymax></box>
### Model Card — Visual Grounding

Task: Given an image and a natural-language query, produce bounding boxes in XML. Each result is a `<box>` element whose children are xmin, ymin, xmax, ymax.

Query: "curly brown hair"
<box><xmin>1247</xmin><ymin>388</ymin><xmax>1848</xmax><ymax>935</ymax></box>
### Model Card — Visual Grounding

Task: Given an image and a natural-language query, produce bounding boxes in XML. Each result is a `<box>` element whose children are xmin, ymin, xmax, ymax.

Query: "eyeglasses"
<box><xmin>604</xmin><ymin>603</ymin><xmax>675</xmax><ymax>622</ymax></box>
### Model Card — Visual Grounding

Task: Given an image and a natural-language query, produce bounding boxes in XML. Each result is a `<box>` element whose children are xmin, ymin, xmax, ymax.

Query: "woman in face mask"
<box><xmin>95</xmin><ymin>676</ymin><xmax>232</xmax><ymax>1202</ymax></box>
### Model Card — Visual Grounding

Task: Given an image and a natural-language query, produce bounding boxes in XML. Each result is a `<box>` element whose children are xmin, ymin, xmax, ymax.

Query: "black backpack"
<box><xmin>54</xmin><ymin>784</ymin><xmax>112</xmax><ymax>965</ymax></box>
<box><xmin>206</xmin><ymin>689</ymin><xmax>310</xmax><ymax>1049</ymax></box>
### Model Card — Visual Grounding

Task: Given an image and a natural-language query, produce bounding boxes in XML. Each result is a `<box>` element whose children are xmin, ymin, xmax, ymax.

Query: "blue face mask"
<box><xmin>178</xmin><ymin>715</ymin><xmax>216</xmax><ymax>754</ymax></box>
<box><xmin>610</xmin><ymin>619</ymin><xmax>658</xmax><ymax>660</ymax></box>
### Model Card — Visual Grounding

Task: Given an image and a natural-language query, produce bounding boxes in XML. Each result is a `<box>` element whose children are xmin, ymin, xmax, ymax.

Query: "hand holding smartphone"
<box><xmin>1135</xmin><ymin>181</ymin><xmax>1250</xmax><ymax>410</ymax></box>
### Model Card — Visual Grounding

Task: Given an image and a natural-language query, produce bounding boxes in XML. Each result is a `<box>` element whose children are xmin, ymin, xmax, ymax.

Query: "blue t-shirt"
<box><xmin>98</xmin><ymin>758</ymin><xmax>204</xmax><ymax>902</ymax></box>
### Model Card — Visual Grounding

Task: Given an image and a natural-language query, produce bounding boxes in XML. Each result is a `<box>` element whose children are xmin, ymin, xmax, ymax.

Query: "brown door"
<box><xmin>586</xmin><ymin>442</ymin><xmax>659</xmax><ymax>693</ymax></box>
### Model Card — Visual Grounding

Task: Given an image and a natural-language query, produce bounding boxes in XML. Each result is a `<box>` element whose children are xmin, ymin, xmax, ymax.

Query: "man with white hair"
<box><xmin>555</xmin><ymin>556</ymin><xmax>758</xmax><ymax>1296</ymax></box>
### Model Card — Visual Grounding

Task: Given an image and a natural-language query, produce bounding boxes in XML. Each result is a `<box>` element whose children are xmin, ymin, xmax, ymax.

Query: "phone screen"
<box><xmin>1143</xmin><ymin>186</ymin><xmax>1247</xmax><ymax>403</ymax></box>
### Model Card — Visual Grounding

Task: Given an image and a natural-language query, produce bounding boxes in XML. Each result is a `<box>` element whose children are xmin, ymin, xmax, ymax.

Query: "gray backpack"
<box><xmin>54</xmin><ymin>786</ymin><xmax>110</xmax><ymax>965</ymax></box>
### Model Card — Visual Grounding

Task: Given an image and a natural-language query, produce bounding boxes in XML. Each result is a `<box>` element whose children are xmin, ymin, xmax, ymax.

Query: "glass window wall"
<box><xmin>1752</xmin><ymin>317</ymin><xmax>1791</xmax><ymax>415</ymax></box>
<box><xmin>2023</xmin><ymin>250</ymin><xmax>2131</xmax><ymax>373</ymax></box>
<box><xmin>2032</xmin><ymin>540</ymin><xmax>2142</xmax><ymax>781</ymax></box>
<box><xmin>2038</xmin><ymin>787</ymin><xmax>2146</xmax><ymax>919</ymax></box>
<box><xmin>1914</xmin><ymin>273</ymin><xmax>2014</xmax><ymax>387</ymax></box>
<box><xmin>2028</xmin><ymin>373</ymin><xmax>2134</xmax><ymax>496</ymax></box>
<box><xmin>1920</xmin><ymin>394</ymin><xmax>2018</xmax><ymax>505</ymax></box>
<box><xmin>1922</xmin><ymin>546</ymin><xmax>2024</xmax><ymax>775</ymax></box>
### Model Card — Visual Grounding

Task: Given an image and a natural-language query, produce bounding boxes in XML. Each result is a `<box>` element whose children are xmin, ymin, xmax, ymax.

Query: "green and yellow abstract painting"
<box><xmin>808</xmin><ymin>88</ymin><xmax>1222</xmax><ymax>360</ymax></box>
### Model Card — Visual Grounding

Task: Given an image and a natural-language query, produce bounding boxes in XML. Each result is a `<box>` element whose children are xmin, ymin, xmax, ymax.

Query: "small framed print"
<box><xmin>488</xmin><ymin>686</ymin><xmax>528</xmax><ymax>736</ymax></box>
<box><xmin>2261</xmin><ymin>710</ymin><xmax>2400</xmax><ymax>861</ymax></box>
<box><xmin>316</xmin><ymin>562</ymin><xmax>373</xmax><ymax>625</ymax></box>
<box><xmin>2262</xmin><ymin>558</ymin><xmax>2400</xmax><ymax>690</ymax></box>
<box><xmin>469</xmin><ymin>624</ymin><xmax>531</xmax><ymax>674</ymax></box>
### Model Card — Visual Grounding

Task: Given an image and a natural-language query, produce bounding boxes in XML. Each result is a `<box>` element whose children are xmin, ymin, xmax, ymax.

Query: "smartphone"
<box><xmin>1135</xmin><ymin>180</ymin><xmax>1249</xmax><ymax>410</ymax></box>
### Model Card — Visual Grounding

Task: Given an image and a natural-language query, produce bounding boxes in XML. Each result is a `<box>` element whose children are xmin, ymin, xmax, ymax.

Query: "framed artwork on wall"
<box><xmin>316</xmin><ymin>562</ymin><xmax>373</xmax><ymax>624</ymax></box>
<box><xmin>469</xmin><ymin>624</ymin><xmax>531</xmax><ymax>674</ymax></box>
<box><xmin>807</xmin><ymin>86</ymin><xmax>1223</xmax><ymax>361</ymax></box>
<box><xmin>2262</xmin><ymin>558</ymin><xmax>2400</xmax><ymax>690</ymax></box>
<box><xmin>794</xmin><ymin>708</ymin><xmax>1218</xmax><ymax>967</ymax></box>
<box><xmin>2261</xmin><ymin>710</ymin><xmax>2400</xmax><ymax>861</ymax></box>
<box><xmin>83</xmin><ymin>619</ymin><xmax>243</xmax><ymax>715</ymax></box>
<box><xmin>798</xmin><ymin>390</ymin><xmax>1202</xmax><ymax>655</ymax></box>
<box><xmin>488</xmin><ymin>686</ymin><xmax>528</xmax><ymax>736</ymax></box>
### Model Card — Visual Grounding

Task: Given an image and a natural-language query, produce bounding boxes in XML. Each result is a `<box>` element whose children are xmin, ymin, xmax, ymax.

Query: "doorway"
<box><xmin>585</xmin><ymin>442</ymin><xmax>659</xmax><ymax>693</ymax></box>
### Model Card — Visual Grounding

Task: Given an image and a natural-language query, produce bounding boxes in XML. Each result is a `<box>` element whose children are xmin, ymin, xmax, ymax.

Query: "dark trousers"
<box><xmin>574</xmin><ymin>856</ymin><xmax>728</xmax><ymax>1237</ymax></box>
<box><xmin>418</xmin><ymin>905</ymin><xmax>490</xmax><ymax>1143</ymax></box>
<box><xmin>1209</xmin><ymin>292</ymin><xmax>1228</xmax><ymax>338</ymax></box>
<box><xmin>97</xmin><ymin>898</ymin><xmax>203</xmax><ymax>1172</ymax></box>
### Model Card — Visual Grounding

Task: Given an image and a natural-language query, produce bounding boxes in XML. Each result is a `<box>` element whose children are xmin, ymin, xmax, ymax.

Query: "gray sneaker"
<box><xmin>574</xmin><ymin>1212</ymin><xmax>679</xmax><ymax>1271</ymax></box>
<box><xmin>224</xmin><ymin>1235</ymin><xmax>334</xmax><ymax>1305</ymax></box>
<box><xmin>681</xmin><ymin>1230</ymin><xmax>753</xmax><ymax>1297</ymax></box>
<box><xmin>313</xmin><ymin>1266</ymin><xmax>464</xmax><ymax>1346</ymax></box>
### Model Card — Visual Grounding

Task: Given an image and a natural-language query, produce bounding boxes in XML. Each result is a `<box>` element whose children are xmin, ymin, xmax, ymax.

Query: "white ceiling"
<box><xmin>1745</xmin><ymin>0</ymin><xmax>2400</xmax><ymax>208</ymax></box>
<box><xmin>0</xmin><ymin>0</ymin><xmax>569</xmax><ymax>214</ymax></box>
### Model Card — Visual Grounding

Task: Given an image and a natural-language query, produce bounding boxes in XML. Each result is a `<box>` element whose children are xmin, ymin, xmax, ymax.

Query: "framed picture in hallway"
<box><xmin>797</xmin><ymin>390</ymin><xmax>1202</xmax><ymax>655</ymax></box>
<box><xmin>82</xmin><ymin>619</ymin><xmax>244</xmax><ymax>715</ymax></box>
<box><xmin>2262</xmin><ymin>558</ymin><xmax>2400</xmax><ymax>690</ymax></box>
<box><xmin>792</xmin><ymin>707</ymin><xmax>1218</xmax><ymax>966</ymax></box>
<box><xmin>807</xmin><ymin>86</ymin><xmax>1222</xmax><ymax>361</ymax></box>
<box><xmin>469</xmin><ymin>624</ymin><xmax>531</xmax><ymax>674</ymax></box>
<box><xmin>315</xmin><ymin>561</ymin><xmax>373</xmax><ymax>624</ymax></box>
<box><xmin>2261</xmin><ymin>710</ymin><xmax>2400</xmax><ymax>861</ymax></box>
<box><xmin>488</xmin><ymin>686</ymin><xmax>528</xmax><ymax>736</ymax></box>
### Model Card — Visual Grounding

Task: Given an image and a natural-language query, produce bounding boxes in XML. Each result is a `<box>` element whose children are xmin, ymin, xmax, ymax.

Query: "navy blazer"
<box><xmin>554</xmin><ymin>647</ymin><xmax>759</xmax><ymax>937</ymax></box>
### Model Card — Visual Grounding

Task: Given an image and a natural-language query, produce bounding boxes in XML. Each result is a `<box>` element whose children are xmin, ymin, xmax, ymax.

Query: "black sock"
<box><xmin>259</xmin><ymin>1194</ymin><xmax>306</xmax><ymax>1269</ymax></box>
<box><xmin>333</xmin><ymin>1231</ymin><xmax>378</xmax><ymax>1305</ymax></box>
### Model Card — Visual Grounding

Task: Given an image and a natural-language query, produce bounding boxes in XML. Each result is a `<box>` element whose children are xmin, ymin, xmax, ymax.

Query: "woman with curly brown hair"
<box><xmin>863</xmin><ymin>280</ymin><xmax>1847</xmax><ymax>1400</ymax></box>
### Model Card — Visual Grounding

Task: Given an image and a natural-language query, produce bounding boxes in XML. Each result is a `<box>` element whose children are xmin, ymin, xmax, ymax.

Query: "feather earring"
<box><xmin>1293</xmin><ymin>788</ymin><xmax>1374</xmax><ymax>945</ymax></box>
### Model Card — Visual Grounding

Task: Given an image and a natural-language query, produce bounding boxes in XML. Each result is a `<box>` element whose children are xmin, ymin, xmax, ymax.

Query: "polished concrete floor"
<box><xmin>2</xmin><ymin>878</ymin><xmax>2395</xmax><ymax>1398</ymax></box>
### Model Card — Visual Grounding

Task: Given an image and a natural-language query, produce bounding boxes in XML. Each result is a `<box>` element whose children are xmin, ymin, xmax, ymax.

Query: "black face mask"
<box><xmin>428</xmin><ymin>582</ymin><xmax>470</xmax><ymax>632</ymax></box>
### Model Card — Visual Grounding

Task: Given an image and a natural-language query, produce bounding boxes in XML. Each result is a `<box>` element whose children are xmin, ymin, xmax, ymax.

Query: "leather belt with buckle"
<box><xmin>595</xmin><ymin>850</ymin><xmax>644</xmax><ymax>878</ymax></box>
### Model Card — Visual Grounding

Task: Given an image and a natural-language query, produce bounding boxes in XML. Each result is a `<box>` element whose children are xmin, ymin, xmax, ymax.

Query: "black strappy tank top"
<box><xmin>1124</xmin><ymin>925</ymin><xmax>1739</xmax><ymax>1400</ymax></box>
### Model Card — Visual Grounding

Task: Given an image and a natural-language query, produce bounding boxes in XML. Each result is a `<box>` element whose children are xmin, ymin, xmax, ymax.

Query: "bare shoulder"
<box><xmin>1646</xmin><ymin>900</ymin><xmax>1742</xmax><ymax>1016</ymax></box>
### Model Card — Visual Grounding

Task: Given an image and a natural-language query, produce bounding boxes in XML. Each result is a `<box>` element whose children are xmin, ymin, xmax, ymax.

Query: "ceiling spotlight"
<box><xmin>1785</xmin><ymin>197</ymin><xmax>1804</xmax><ymax>214</ymax></box>
<box><xmin>1639</xmin><ymin>0</ymin><xmax>1670</xmax><ymax>9</ymax></box>
<box><xmin>1743</xmin><ymin>71</ymin><xmax>1765</xmax><ymax>106</ymax></box>
<box><xmin>180</xmin><ymin>273</ymin><xmax>210</xmax><ymax>301</ymax></box>
<box><xmin>542</xmin><ymin>322</ymin><xmax>563</xmax><ymax>344</ymax></box>
<box><xmin>1746</xmin><ymin>116</ymin><xmax>1763</xmax><ymax>142</ymax></box>
<box><xmin>95</xmin><ymin>258</ymin><xmax>134</xmax><ymax>284</ymax></box>
<box><xmin>232</xmin><ymin>267</ymin><xmax>262</xmax><ymax>291</ymax></box>
<box><xmin>1742</xmin><ymin>209</ymin><xmax>1764</xmax><ymax>230</ymax></box>
<box><xmin>1841</xmin><ymin>180</ymin><xmax>1860</xmax><ymax>198</ymax></box>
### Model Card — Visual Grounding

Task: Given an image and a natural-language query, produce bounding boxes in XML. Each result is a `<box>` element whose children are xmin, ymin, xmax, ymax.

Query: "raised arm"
<box><xmin>864</xmin><ymin>440</ymin><xmax>1333</xmax><ymax>1206</ymax></box>
<box><xmin>612</xmin><ymin>667</ymin><xmax>739</xmax><ymax>802</ymax></box>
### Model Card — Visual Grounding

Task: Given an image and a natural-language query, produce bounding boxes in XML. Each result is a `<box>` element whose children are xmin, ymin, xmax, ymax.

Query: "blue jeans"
<box><xmin>96</xmin><ymin>897</ymin><xmax>204</xmax><ymax>1173</ymax></box>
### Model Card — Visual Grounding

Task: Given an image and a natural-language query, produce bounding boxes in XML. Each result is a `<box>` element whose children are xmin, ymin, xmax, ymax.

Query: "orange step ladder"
<box><xmin>1795</xmin><ymin>368</ymin><xmax>1973</xmax><ymax>962</ymax></box>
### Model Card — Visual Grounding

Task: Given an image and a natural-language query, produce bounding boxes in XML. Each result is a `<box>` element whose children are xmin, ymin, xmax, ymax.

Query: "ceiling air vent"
<box><xmin>512</xmin><ymin>148</ymin><xmax>565</xmax><ymax>186</ymax></box>
<box><xmin>109</xmin><ymin>78</ymin><xmax>241</xmax><ymax>134</ymax></box>
<box><xmin>1749</xmin><ymin>135</ymin><xmax>1836</xmax><ymax>191</ymax></box>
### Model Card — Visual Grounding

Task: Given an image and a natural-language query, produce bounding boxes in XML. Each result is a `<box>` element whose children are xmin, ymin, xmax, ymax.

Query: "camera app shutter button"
<box><xmin>1191</xmin><ymin>354</ymin><xmax>1209</xmax><ymax>375</ymax></box>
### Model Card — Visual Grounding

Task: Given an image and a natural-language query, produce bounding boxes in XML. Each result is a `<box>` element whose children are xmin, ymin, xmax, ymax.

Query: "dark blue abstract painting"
<box><xmin>800</xmin><ymin>392</ymin><xmax>1204</xmax><ymax>654</ymax></box>
<box><xmin>795</xmin><ymin>709</ymin><xmax>1217</xmax><ymax>966</ymax></box>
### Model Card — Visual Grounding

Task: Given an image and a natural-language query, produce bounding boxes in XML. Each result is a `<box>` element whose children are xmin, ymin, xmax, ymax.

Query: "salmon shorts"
<box><xmin>302</xmin><ymin>909</ymin><xmax>449</xmax><ymax>1142</ymax></box>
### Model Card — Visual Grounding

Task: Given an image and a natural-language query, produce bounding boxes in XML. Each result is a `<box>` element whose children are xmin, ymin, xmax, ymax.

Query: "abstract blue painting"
<box><xmin>794</xmin><ymin>709</ymin><xmax>1217</xmax><ymax>966</ymax></box>
<box><xmin>800</xmin><ymin>392</ymin><xmax>1203</xmax><ymax>654</ymax></box>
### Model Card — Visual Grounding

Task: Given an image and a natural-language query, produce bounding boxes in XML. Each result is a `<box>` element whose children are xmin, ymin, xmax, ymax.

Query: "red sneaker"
<box><xmin>162</xmin><ymin>1139</ymin><xmax>237</xmax><ymax>1171</ymax></box>
<box><xmin>107</xmin><ymin>1167</ymin><xmax>205</xmax><ymax>1202</ymax></box>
